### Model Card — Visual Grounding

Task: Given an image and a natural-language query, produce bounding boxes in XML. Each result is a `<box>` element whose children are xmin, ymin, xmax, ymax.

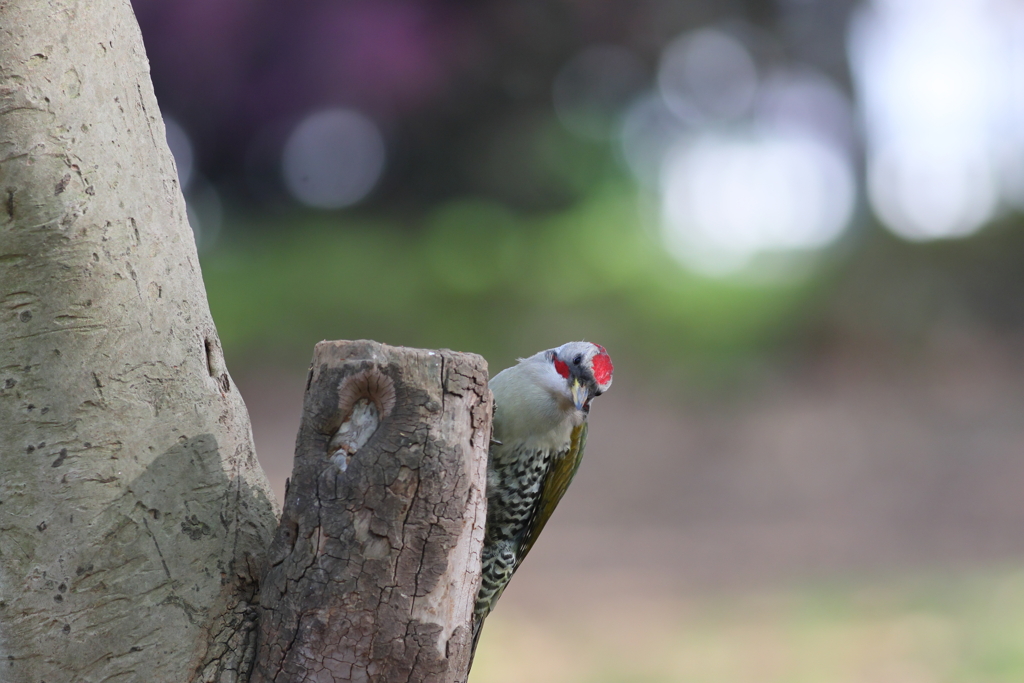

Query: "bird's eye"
<box><xmin>573</xmin><ymin>354</ymin><xmax>582</xmax><ymax>365</ymax></box>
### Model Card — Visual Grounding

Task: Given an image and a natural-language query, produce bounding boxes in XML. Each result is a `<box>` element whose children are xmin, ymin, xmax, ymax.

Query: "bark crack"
<box><xmin>253</xmin><ymin>341</ymin><xmax>489</xmax><ymax>682</ymax></box>
<box><xmin>140</xmin><ymin>514</ymin><xmax>172</xmax><ymax>580</ymax></box>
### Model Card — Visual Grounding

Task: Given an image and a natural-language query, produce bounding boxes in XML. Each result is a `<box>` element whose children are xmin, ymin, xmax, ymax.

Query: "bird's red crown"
<box><xmin>592</xmin><ymin>345</ymin><xmax>613</xmax><ymax>388</ymax></box>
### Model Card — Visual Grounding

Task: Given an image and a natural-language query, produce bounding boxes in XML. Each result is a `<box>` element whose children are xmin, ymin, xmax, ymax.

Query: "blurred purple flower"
<box><xmin>133</xmin><ymin>0</ymin><xmax>477</xmax><ymax>174</ymax></box>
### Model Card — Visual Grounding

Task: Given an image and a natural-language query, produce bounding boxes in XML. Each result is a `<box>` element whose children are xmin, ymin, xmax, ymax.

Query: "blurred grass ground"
<box><xmin>471</xmin><ymin>569</ymin><xmax>1024</xmax><ymax>683</ymax></box>
<box><xmin>236</xmin><ymin>329</ymin><xmax>1024</xmax><ymax>683</ymax></box>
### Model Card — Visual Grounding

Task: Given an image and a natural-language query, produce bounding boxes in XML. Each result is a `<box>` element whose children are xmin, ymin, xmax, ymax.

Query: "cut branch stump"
<box><xmin>253</xmin><ymin>341</ymin><xmax>491</xmax><ymax>683</ymax></box>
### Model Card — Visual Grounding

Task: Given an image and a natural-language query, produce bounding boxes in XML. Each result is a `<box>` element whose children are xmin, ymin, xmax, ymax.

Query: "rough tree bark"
<box><xmin>1</xmin><ymin>3</ymin><xmax>489</xmax><ymax>683</ymax></box>
<box><xmin>0</xmin><ymin>2</ymin><xmax>279</xmax><ymax>681</ymax></box>
<box><xmin>254</xmin><ymin>341</ymin><xmax>489</xmax><ymax>683</ymax></box>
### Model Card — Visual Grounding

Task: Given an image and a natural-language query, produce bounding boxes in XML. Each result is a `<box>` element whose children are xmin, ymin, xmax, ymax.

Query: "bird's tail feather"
<box><xmin>468</xmin><ymin>616</ymin><xmax>485</xmax><ymax>676</ymax></box>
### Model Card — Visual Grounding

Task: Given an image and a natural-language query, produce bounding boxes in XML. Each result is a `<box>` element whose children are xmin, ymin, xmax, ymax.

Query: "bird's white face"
<box><xmin>545</xmin><ymin>341</ymin><xmax>614</xmax><ymax>414</ymax></box>
<box><xmin>488</xmin><ymin>341</ymin><xmax>614</xmax><ymax>440</ymax></box>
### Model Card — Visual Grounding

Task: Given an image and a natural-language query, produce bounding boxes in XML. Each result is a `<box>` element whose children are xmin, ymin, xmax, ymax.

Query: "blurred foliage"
<box><xmin>202</xmin><ymin>184</ymin><xmax>821</xmax><ymax>375</ymax></box>
<box><xmin>204</xmin><ymin>189</ymin><xmax>1024</xmax><ymax>383</ymax></box>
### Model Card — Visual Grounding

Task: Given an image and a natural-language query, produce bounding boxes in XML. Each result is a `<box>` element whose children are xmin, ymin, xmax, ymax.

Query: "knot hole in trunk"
<box><xmin>327</xmin><ymin>367</ymin><xmax>396</xmax><ymax>471</ymax></box>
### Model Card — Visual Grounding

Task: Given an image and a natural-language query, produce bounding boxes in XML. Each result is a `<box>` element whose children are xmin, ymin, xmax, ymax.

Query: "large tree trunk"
<box><xmin>253</xmin><ymin>341</ymin><xmax>489</xmax><ymax>683</ymax></box>
<box><xmin>0</xmin><ymin>2</ymin><xmax>278</xmax><ymax>681</ymax></box>
<box><xmin>1</xmin><ymin>3</ymin><xmax>489</xmax><ymax>683</ymax></box>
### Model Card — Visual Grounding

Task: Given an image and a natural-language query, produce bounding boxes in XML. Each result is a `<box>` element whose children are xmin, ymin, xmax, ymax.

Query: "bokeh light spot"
<box><xmin>754</xmin><ymin>68</ymin><xmax>857</xmax><ymax>155</ymax></box>
<box><xmin>867</xmin><ymin>146</ymin><xmax>998</xmax><ymax>241</ymax></box>
<box><xmin>282</xmin><ymin>108</ymin><xmax>385</xmax><ymax>209</ymax></box>
<box><xmin>658</xmin><ymin>29</ymin><xmax>758</xmax><ymax>123</ymax></box>
<box><xmin>619</xmin><ymin>93</ymin><xmax>688</xmax><ymax>189</ymax></box>
<box><xmin>661</xmin><ymin>132</ymin><xmax>855</xmax><ymax>274</ymax></box>
<box><xmin>164</xmin><ymin>116</ymin><xmax>194</xmax><ymax>191</ymax></box>
<box><xmin>850</xmin><ymin>0</ymin><xmax>1024</xmax><ymax>240</ymax></box>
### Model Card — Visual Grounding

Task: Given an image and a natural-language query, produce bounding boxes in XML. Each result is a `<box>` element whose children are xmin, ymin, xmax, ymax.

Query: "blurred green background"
<box><xmin>204</xmin><ymin>188</ymin><xmax>820</xmax><ymax>375</ymax></box>
<box><xmin>134</xmin><ymin>0</ymin><xmax>1024</xmax><ymax>679</ymax></box>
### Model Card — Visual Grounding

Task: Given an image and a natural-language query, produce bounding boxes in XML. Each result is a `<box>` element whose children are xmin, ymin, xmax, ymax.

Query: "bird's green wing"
<box><xmin>516</xmin><ymin>421</ymin><xmax>588</xmax><ymax>567</ymax></box>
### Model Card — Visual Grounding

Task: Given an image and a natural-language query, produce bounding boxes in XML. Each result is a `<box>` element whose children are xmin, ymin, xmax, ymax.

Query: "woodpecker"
<box><xmin>471</xmin><ymin>341</ymin><xmax>613</xmax><ymax>662</ymax></box>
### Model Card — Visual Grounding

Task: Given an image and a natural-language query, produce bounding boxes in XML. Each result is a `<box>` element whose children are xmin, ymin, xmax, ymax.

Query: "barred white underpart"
<box><xmin>476</xmin><ymin>443</ymin><xmax>566</xmax><ymax>611</ymax></box>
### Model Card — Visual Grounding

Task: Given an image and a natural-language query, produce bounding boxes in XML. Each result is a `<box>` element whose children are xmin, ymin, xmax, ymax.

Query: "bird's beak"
<box><xmin>570</xmin><ymin>378</ymin><xmax>589</xmax><ymax>411</ymax></box>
